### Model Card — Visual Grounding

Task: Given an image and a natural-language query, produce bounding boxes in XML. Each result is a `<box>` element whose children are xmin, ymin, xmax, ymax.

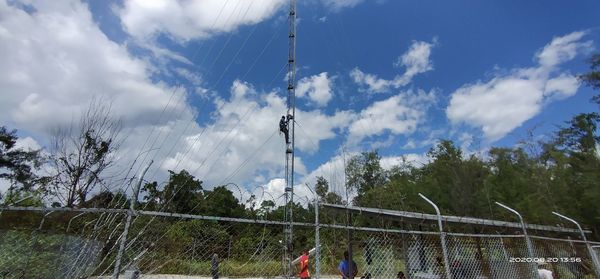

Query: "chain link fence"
<box><xmin>531</xmin><ymin>235</ymin><xmax>598</xmax><ymax>279</ymax></box>
<box><xmin>1</xmin><ymin>207</ymin><xmax>600</xmax><ymax>279</ymax></box>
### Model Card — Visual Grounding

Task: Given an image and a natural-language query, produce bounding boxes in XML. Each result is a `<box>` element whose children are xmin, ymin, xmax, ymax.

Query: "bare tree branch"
<box><xmin>49</xmin><ymin>98</ymin><xmax>122</xmax><ymax>207</ymax></box>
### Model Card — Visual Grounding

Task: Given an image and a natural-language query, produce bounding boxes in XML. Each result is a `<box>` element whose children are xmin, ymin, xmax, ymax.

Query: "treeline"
<box><xmin>343</xmin><ymin>113</ymin><xmax>600</xmax><ymax>238</ymax></box>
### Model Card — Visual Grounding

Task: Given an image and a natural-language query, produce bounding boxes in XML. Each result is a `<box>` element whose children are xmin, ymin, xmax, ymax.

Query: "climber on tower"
<box><xmin>279</xmin><ymin>115</ymin><xmax>289</xmax><ymax>144</ymax></box>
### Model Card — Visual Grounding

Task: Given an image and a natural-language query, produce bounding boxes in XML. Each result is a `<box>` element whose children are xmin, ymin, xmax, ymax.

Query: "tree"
<box><xmin>82</xmin><ymin>190</ymin><xmax>128</xmax><ymax>208</ymax></box>
<box><xmin>204</xmin><ymin>186</ymin><xmax>245</xmax><ymax>217</ymax></box>
<box><xmin>257</xmin><ymin>200</ymin><xmax>275</xmax><ymax>219</ymax></box>
<box><xmin>313</xmin><ymin>175</ymin><xmax>344</xmax><ymax>204</ymax></box>
<box><xmin>140</xmin><ymin>169</ymin><xmax>207</xmax><ymax>214</ymax></box>
<box><xmin>323</xmin><ymin>192</ymin><xmax>343</xmax><ymax>205</ymax></box>
<box><xmin>543</xmin><ymin>113</ymin><xmax>600</xmax><ymax>236</ymax></box>
<box><xmin>0</xmin><ymin>126</ymin><xmax>48</xmax><ymax>204</ymax></box>
<box><xmin>417</xmin><ymin>140</ymin><xmax>488</xmax><ymax>216</ymax></box>
<box><xmin>49</xmin><ymin>100</ymin><xmax>121</xmax><ymax>207</ymax></box>
<box><xmin>345</xmin><ymin>150</ymin><xmax>386</xmax><ymax>205</ymax></box>
<box><xmin>555</xmin><ymin>112</ymin><xmax>600</xmax><ymax>155</ymax></box>
<box><xmin>315</xmin><ymin>176</ymin><xmax>329</xmax><ymax>199</ymax></box>
<box><xmin>579</xmin><ymin>54</ymin><xmax>600</xmax><ymax>104</ymax></box>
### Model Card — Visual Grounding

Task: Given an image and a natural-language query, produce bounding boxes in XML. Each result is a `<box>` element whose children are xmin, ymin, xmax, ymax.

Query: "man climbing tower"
<box><xmin>279</xmin><ymin>115</ymin><xmax>290</xmax><ymax>144</ymax></box>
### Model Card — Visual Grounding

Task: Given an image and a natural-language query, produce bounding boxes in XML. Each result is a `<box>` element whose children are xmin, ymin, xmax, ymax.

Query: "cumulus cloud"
<box><xmin>347</xmin><ymin>89</ymin><xmax>437</xmax><ymax>145</ymax></box>
<box><xmin>446</xmin><ymin>31</ymin><xmax>592</xmax><ymax>141</ymax></box>
<box><xmin>160</xmin><ymin>80</ymin><xmax>353</xmax><ymax>187</ymax></box>
<box><xmin>537</xmin><ymin>31</ymin><xmax>593</xmax><ymax>68</ymax></box>
<box><xmin>322</xmin><ymin>0</ymin><xmax>365</xmax><ymax>11</ymax></box>
<box><xmin>0</xmin><ymin>0</ymin><xmax>201</xmax><ymax>194</ymax></box>
<box><xmin>351</xmin><ymin>40</ymin><xmax>436</xmax><ymax>93</ymax></box>
<box><xmin>118</xmin><ymin>0</ymin><xmax>286</xmax><ymax>42</ymax></box>
<box><xmin>14</xmin><ymin>137</ymin><xmax>42</xmax><ymax>151</ymax></box>
<box><xmin>0</xmin><ymin>0</ymin><xmax>190</xmax><ymax>134</ymax></box>
<box><xmin>296</xmin><ymin>72</ymin><xmax>335</xmax><ymax>107</ymax></box>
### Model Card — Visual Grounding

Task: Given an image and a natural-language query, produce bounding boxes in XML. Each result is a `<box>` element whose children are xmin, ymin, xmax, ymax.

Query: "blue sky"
<box><xmin>1</xmin><ymin>0</ymin><xmax>599</xmax><ymax>202</ymax></box>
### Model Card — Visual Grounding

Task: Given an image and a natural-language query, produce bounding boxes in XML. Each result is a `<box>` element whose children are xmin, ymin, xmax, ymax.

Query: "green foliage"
<box><xmin>351</xmin><ymin>113</ymin><xmax>600</xmax><ymax>238</ymax></box>
<box><xmin>141</xmin><ymin>170</ymin><xmax>204</xmax><ymax>213</ymax></box>
<box><xmin>346</xmin><ymin>151</ymin><xmax>387</xmax><ymax>205</ymax></box>
<box><xmin>0</xmin><ymin>126</ymin><xmax>48</xmax><ymax>203</ymax></box>
<box><xmin>0</xmin><ymin>230</ymin><xmax>101</xmax><ymax>279</ymax></box>
<box><xmin>323</xmin><ymin>192</ymin><xmax>343</xmax><ymax>205</ymax></box>
<box><xmin>579</xmin><ymin>54</ymin><xmax>600</xmax><ymax>104</ymax></box>
<box><xmin>315</xmin><ymin>176</ymin><xmax>329</xmax><ymax>199</ymax></box>
<box><xmin>82</xmin><ymin>190</ymin><xmax>129</xmax><ymax>208</ymax></box>
<box><xmin>140</xmin><ymin>171</ymin><xmax>247</xmax><ymax>218</ymax></box>
<box><xmin>204</xmin><ymin>186</ymin><xmax>246</xmax><ymax>218</ymax></box>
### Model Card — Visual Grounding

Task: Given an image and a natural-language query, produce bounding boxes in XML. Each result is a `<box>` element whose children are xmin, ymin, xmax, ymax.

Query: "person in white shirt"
<box><xmin>537</xmin><ymin>261</ymin><xmax>554</xmax><ymax>279</ymax></box>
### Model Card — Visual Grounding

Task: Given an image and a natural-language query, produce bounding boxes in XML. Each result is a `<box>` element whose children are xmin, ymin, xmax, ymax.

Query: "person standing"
<box><xmin>338</xmin><ymin>251</ymin><xmax>358</xmax><ymax>279</ymax></box>
<box><xmin>211</xmin><ymin>253</ymin><xmax>219</xmax><ymax>279</ymax></box>
<box><xmin>299</xmin><ymin>249</ymin><xmax>310</xmax><ymax>279</ymax></box>
<box><xmin>537</xmin><ymin>261</ymin><xmax>554</xmax><ymax>279</ymax></box>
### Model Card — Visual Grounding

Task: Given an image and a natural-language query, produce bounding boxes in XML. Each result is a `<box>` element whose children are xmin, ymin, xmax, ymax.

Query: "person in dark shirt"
<box><xmin>279</xmin><ymin>115</ymin><xmax>289</xmax><ymax>144</ymax></box>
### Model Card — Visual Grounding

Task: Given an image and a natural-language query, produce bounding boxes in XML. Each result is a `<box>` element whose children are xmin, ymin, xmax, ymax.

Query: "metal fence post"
<box><xmin>112</xmin><ymin>161</ymin><xmax>152</xmax><ymax>279</ymax></box>
<box><xmin>494</xmin><ymin>202</ymin><xmax>535</xmax><ymax>258</ymax></box>
<box><xmin>418</xmin><ymin>193</ymin><xmax>452</xmax><ymax>279</ymax></box>
<box><xmin>315</xmin><ymin>198</ymin><xmax>320</xmax><ymax>279</ymax></box>
<box><xmin>552</xmin><ymin>211</ymin><xmax>600</xmax><ymax>278</ymax></box>
<box><xmin>304</xmin><ymin>183</ymin><xmax>321</xmax><ymax>279</ymax></box>
<box><xmin>495</xmin><ymin>202</ymin><xmax>537</xmax><ymax>278</ymax></box>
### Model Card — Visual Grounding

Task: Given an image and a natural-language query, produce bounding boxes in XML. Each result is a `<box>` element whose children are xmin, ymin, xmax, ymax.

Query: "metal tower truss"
<box><xmin>283</xmin><ymin>0</ymin><xmax>297</xmax><ymax>277</ymax></box>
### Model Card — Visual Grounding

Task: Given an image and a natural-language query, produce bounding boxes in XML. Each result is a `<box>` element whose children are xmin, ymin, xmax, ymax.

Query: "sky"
<box><xmin>1</xmin><ymin>0</ymin><xmax>600</xmax><ymax>205</ymax></box>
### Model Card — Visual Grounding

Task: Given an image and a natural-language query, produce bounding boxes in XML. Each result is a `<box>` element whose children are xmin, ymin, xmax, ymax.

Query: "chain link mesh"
<box><xmin>123</xmin><ymin>216</ymin><xmax>286</xmax><ymax>278</ymax></box>
<box><xmin>446</xmin><ymin>234</ymin><xmax>536</xmax><ymax>279</ymax></box>
<box><xmin>531</xmin><ymin>236</ymin><xmax>597</xmax><ymax>279</ymax></box>
<box><xmin>2</xmin><ymin>208</ymin><xmax>600</xmax><ymax>279</ymax></box>
<box><xmin>0</xmin><ymin>210</ymin><xmax>125</xmax><ymax>279</ymax></box>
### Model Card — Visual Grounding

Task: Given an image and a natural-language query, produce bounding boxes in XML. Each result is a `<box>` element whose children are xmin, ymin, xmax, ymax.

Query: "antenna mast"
<box><xmin>283</xmin><ymin>0</ymin><xmax>297</xmax><ymax>277</ymax></box>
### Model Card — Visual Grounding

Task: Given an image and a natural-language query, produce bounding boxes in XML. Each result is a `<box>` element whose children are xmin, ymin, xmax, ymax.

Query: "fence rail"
<box><xmin>1</xmin><ymin>206</ymin><xmax>599</xmax><ymax>279</ymax></box>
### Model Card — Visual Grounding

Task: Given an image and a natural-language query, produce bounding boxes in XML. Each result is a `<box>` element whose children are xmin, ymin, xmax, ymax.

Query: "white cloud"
<box><xmin>160</xmin><ymin>80</ymin><xmax>353</xmax><ymax>187</ymax></box>
<box><xmin>349</xmin><ymin>68</ymin><xmax>393</xmax><ymax>93</ymax></box>
<box><xmin>351</xmin><ymin>40</ymin><xmax>436</xmax><ymax>93</ymax></box>
<box><xmin>537</xmin><ymin>31</ymin><xmax>593</xmax><ymax>68</ymax></box>
<box><xmin>0</xmin><ymin>0</ymin><xmax>200</xmax><ymax>195</ymax></box>
<box><xmin>322</xmin><ymin>0</ymin><xmax>365</xmax><ymax>11</ymax></box>
<box><xmin>174</xmin><ymin>68</ymin><xmax>202</xmax><ymax>85</ymax></box>
<box><xmin>296</xmin><ymin>72</ymin><xmax>335</xmax><ymax>107</ymax></box>
<box><xmin>394</xmin><ymin>40</ymin><xmax>436</xmax><ymax>79</ymax></box>
<box><xmin>544</xmin><ymin>74</ymin><xmax>579</xmax><ymax>100</ymax></box>
<box><xmin>380</xmin><ymin>154</ymin><xmax>430</xmax><ymax>169</ymax></box>
<box><xmin>14</xmin><ymin>137</ymin><xmax>42</xmax><ymax>151</ymax></box>
<box><xmin>347</xmin><ymin>89</ymin><xmax>436</xmax><ymax>145</ymax></box>
<box><xmin>118</xmin><ymin>0</ymin><xmax>286</xmax><ymax>42</ymax></box>
<box><xmin>301</xmin><ymin>153</ymin><xmax>352</xmax><ymax>201</ymax></box>
<box><xmin>0</xmin><ymin>0</ymin><xmax>190</xmax><ymax>133</ymax></box>
<box><xmin>446</xmin><ymin>31</ymin><xmax>592</xmax><ymax>141</ymax></box>
<box><xmin>402</xmin><ymin>129</ymin><xmax>445</xmax><ymax>150</ymax></box>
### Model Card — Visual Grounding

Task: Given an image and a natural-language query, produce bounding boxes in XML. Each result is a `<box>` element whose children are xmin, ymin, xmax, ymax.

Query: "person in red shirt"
<box><xmin>299</xmin><ymin>249</ymin><xmax>310</xmax><ymax>279</ymax></box>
